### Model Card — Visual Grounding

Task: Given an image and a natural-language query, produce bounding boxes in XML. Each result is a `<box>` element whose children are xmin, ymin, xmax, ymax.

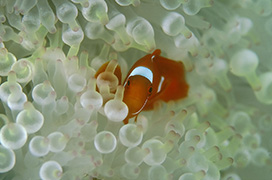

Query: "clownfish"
<box><xmin>95</xmin><ymin>49</ymin><xmax>189</xmax><ymax>124</ymax></box>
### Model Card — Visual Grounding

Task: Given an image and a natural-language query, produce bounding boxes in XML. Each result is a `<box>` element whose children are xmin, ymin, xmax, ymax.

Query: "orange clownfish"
<box><xmin>95</xmin><ymin>49</ymin><xmax>189</xmax><ymax>124</ymax></box>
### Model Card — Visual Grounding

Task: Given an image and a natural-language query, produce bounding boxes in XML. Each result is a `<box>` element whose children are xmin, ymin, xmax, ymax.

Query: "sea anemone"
<box><xmin>0</xmin><ymin>0</ymin><xmax>271</xmax><ymax>180</ymax></box>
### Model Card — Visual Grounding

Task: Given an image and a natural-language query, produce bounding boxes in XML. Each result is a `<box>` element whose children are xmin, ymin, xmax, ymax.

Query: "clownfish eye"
<box><xmin>127</xmin><ymin>79</ymin><xmax>130</xmax><ymax>86</ymax></box>
<box><xmin>148</xmin><ymin>86</ymin><xmax>153</xmax><ymax>95</ymax></box>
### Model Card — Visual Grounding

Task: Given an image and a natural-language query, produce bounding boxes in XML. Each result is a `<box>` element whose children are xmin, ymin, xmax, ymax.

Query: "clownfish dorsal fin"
<box><xmin>151</xmin><ymin>49</ymin><xmax>161</xmax><ymax>61</ymax></box>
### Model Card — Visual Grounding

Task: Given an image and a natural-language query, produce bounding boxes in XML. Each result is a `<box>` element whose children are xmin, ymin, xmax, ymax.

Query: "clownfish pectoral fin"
<box><xmin>134</xmin><ymin>115</ymin><xmax>138</xmax><ymax>123</ymax></box>
<box><xmin>94</xmin><ymin>61</ymin><xmax>122</xmax><ymax>85</ymax></box>
<box><xmin>123</xmin><ymin>115</ymin><xmax>138</xmax><ymax>124</ymax></box>
<box><xmin>123</xmin><ymin>116</ymin><xmax>129</xmax><ymax>124</ymax></box>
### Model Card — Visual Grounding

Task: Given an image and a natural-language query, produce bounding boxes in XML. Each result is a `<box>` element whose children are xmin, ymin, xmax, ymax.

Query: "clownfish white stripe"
<box><xmin>157</xmin><ymin>76</ymin><xmax>165</xmax><ymax>93</ymax></box>
<box><xmin>128</xmin><ymin>66</ymin><xmax>153</xmax><ymax>83</ymax></box>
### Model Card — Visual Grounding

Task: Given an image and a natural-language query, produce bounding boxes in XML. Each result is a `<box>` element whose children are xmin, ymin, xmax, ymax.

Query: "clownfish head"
<box><xmin>123</xmin><ymin>66</ymin><xmax>153</xmax><ymax>119</ymax></box>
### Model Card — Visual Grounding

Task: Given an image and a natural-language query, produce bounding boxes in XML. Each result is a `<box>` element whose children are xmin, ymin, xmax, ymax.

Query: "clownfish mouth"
<box><xmin>123</xmin><ymin>95</ymin><xmax>149</xmax><ymax>116</ymax></box>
